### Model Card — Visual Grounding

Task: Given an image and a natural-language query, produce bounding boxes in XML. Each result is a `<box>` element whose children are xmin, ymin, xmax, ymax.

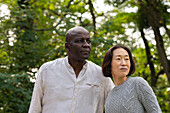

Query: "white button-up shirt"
<box><xmin>29</xmin><ymin>57</ymin><xmax>114</xmax><ymax>113</ymax></box>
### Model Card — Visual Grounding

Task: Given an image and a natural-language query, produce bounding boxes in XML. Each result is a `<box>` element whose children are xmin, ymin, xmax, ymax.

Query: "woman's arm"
<box><xmin>136</xmin><ymin>77</ymin><xmax>162</xmax><ymax>113</ymax></box>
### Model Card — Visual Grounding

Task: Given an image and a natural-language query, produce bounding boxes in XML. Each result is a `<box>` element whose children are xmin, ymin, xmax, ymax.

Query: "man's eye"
<box><xmin>75</xmin><ymin>40</ymin><xmax>83</xmax><ymax>43</ymax></box>
<box><xmin>87</xmin><ymin>39</ymin><xmax>91</xmax><ymax>44</ymax></box>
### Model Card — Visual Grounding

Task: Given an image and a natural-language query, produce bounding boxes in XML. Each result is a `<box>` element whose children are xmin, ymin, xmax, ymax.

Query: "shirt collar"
<box><xmin>65</xmin><ymin>56</ymin><xmax>88</xmax><ymax>70</ymax></box>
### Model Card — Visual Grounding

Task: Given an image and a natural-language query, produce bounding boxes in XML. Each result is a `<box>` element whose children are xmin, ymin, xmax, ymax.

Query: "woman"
<box><xmin>102</xmin><ymin>45</ymin><xmax>162</xmax><ymax>113</ymax></box>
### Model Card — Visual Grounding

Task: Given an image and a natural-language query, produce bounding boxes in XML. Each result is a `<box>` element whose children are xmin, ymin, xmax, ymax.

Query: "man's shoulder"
<box><xmin>87</xmin><ymin>61</ymin><xmax>114</xmax><ymax>87</ymax></box>
<box><xmin>86</xmin><ymin>61</ymin><xmax>103</xmax><ymax>77</ymax></box>
<box><xmin>87</xmin><ymin>60</ymin><xmax>101</xmax><ymax>70</ymax></box>
<box><xmin>40</xmin><ymin>57</ymin><xmax>65</xmax><ymax>70</ymax></box>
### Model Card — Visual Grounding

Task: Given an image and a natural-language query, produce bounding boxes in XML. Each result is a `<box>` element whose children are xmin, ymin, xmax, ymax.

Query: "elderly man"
<box><xmin>28</xmin><ymin>26</ymin><xmax>114</xmax><ymax>113</ymax></box>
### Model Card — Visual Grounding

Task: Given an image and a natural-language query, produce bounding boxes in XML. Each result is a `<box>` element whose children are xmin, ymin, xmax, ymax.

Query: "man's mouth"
<box><xmin>81</xmin><ymin>49</ymin><xmax>90</xmax><ymax>53</ymax></box>
<box><xmin>81</xmin><ymin>51</ymin><xmax>90</xmax><ymax>55</ymax></box>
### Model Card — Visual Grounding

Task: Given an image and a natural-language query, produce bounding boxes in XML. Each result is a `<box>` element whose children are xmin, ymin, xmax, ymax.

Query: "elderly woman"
<box><xmin>102</xmin><ymin>45</ymin><xmax>162</xmax><ymax>113</ymax></box>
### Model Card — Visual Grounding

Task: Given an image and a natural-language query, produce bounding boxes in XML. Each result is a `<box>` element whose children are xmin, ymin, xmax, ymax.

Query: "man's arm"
<box><xmin>104</xmin><ymin>77</ymin><xmax>114</xmax><ymax>103</ymax></box>
<box><xmin>28</xmin><ymin>69</ymin><xmax>43</xmax><ymax>113</ymax></box>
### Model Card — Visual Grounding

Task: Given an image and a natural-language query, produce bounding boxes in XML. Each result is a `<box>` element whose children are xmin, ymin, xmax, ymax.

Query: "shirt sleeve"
<box><xmin>28</xmin><ymin>68</ymin><xmax>44</xmax><ymax>113</ymax></box>
<box><xmin>136</xmin><ymin>77</ymin><xmax>162</xmax><ymax>113</ymax></box>
<box><xmin>104</xmin><ymin>77</ymin><xmax>114</xmax><ymax>103</ymax></box>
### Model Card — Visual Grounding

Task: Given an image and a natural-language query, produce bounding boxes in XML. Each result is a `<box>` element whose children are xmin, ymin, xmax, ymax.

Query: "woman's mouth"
<box><xmin>120</xmin><ymin>68</ymin><xmax>128</xmax><ymax>71</ymax></box>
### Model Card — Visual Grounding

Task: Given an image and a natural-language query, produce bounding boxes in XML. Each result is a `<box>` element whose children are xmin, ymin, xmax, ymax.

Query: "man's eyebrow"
<box><xmin>76</xmin><ymin>37</ymin><xmax>91</xmax><ymax>39</ymax></box>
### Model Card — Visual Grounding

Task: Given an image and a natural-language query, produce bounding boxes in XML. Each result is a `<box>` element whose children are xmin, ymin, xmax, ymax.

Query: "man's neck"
<box><xmin>68</xmin><ymin>58</ymin><xmax>86</xmax><ymax>78</ymax></box>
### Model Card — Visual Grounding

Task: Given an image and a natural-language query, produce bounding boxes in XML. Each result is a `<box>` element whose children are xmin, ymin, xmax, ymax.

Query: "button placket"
<box><xmin>71</xmin><ymin>82</ymin><xmax>78</xmax><ymax>113</ymax></box>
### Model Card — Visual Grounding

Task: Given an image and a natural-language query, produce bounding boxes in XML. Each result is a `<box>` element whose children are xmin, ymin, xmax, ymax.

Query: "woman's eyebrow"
<box><xmin>115</xmin><ymin>55</ymin><xmax>129</xmax><ymax>57</ymax></box>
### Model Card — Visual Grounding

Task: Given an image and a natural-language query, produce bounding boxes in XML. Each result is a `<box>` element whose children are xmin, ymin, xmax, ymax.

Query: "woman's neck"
<box><xmin>112</xmin><ymin>76</ymin><xmax>128</xmax><ymax>86</ymax></box>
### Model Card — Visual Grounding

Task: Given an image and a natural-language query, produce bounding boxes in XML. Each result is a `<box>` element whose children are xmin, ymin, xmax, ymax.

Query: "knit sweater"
<box><xmin>105</xmin><ymin>77</ymin><xmax>162</xmax><ymax>113</ymax></box>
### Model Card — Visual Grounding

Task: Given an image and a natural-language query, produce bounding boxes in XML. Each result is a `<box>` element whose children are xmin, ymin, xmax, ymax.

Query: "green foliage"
<box><xmin>0</xmin><ymin>72</ymin><xmax>34</xmax><ymax>113</ymax></box>
<box><xmin>133</xmin><ymin>47</ymin><xmax>170</xmax><ymax>112</ymax></box>
<box><xmin>155</xmin><ymin>74</ymin><xmax>170</xmax><ymax>113</ymax></box>
<box><xmin>0</xmin><ymin>0</ymin><xmax>169</xmax><ymax>112</ymax></box>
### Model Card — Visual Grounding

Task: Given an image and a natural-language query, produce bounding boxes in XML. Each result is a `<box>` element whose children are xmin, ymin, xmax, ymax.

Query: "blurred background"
<box><xmin>0</xmin><ymin>0</ymin><xmax>169</xmax><ymax>112</ymax></box>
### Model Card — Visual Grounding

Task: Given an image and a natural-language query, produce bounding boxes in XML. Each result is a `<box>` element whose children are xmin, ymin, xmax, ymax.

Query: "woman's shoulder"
<box><xmin>131</xmin><ymin>77</ymin><xmax>152</xmax><ymax>91</ymax></box>
<box><xmin>128</xmin><ymin>77</ymin><xmax>149</xmax><ymax>88</ymax></box>
<box><xmin>130</xmin><ymin>77</ymin><xmax>146</xmax><ymax>82</ymax></box>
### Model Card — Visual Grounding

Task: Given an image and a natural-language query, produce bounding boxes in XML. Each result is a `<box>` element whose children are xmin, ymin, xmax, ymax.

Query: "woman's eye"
<box><xmin>125</xmin><ymin>58</ymin><xmax>129</xmax><ymax>60</ymax></box>
<box><xmin>116</xmin><ymin>58</ymin><xmax>121</xmax><ymax>60</ymax></box>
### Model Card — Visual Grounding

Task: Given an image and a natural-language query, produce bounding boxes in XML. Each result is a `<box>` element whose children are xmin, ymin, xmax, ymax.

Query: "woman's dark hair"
<box><xmin>102</xmin><ymin>44</ymin><xmax>135</xmax><ymax>78</ymax></box>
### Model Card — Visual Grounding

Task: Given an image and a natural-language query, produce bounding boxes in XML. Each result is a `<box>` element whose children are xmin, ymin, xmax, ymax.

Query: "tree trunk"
<box><xmin>151</xmin><ymin>25</ymin><xmax>170</xmax><ymax>83</ymax></box>
<box><xmin>156</xmin><ymin>0</ymin><xmax>170</xmax><ymax>39</ymax></box>
<box><xmin>138</xmin><ymin>0</ymin><xmax>170</xmax><ymax>83</ymax></box>
<box><xmin>140</xmin><ymin>28</ymin><xmax>157</xmax><ymax>87</ymax></box>
<box><xmin>162</xmin><ymin>24</ymin><xmax>170</xmax><ymax>39</ymax></box>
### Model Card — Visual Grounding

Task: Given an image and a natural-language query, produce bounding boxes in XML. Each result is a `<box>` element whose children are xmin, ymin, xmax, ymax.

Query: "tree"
<box><xmin>0</xmin><ymin>0</ymin><xmax>169</xmax><ymax>112</ymax></box>
<box><xmin>0</xmin><ymin>0</ymin><xmax>98</xmax><ymax>73</ymax></box>
<box><xmin>0</xmin><ymin>72</ymin><xmax>34</xmax><ymax>113</ymax></box>
<box><xmin>138</xmin><ymin>0</ymin><xmax>170</xmax><ymax>83</ymax></box>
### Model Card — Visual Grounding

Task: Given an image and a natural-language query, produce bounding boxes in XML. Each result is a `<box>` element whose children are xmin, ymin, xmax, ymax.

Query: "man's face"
<box><xmin>66</xmin><ymin>32</ymin><xmax>91</xmax><ymax>62</ymax></box>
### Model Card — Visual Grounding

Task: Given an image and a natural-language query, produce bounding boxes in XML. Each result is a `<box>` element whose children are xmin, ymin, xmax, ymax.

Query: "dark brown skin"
<box><xmin>65</xmin><ymin>27</ymin><xmax>91</xmax><ymax>78</ymax></box>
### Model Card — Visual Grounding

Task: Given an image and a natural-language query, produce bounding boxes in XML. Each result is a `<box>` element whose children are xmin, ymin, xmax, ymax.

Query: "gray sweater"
<box><xmin>105</xmin><ymin>77</ymin><xmax>162</xmax><ymax>113</ymax></box>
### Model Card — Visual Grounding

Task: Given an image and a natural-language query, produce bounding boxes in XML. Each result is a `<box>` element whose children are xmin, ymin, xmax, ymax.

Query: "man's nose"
<box><xmin>83</xmin><ymin>40</ymin><xmax>90</xmax><ymax>47</ymax></box>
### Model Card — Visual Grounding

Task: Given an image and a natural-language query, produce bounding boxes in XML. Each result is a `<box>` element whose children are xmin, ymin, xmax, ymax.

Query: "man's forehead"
<box><xmin>68</xmin><ymin>31</ymin><xmax>90</xmax><ymax>39</ymax></box>
<box><xmin>68</xmin><ymin>26</ymin><xmax>88</xmax><ymax>32</ymax></box>
<box><xmin>70</xmin><ymin>33</ymin><xmax>91</xmax><ymax>40</ymax></box>
<box><xmin>66</xmin><ymin>27</ymin><xmax>90</xmax><ymax>42</ymax></box>
<box><xmin>68</xmin><ymin>29</ymin><xmax>89</xmax><ymax>35</ymax></box>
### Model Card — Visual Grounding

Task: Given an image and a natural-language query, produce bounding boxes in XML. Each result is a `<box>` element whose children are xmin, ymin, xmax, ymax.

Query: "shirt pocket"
<box><xmin>86</xmin><ymin>82</ymin><xmax>101</xmax><ymax>92</ymax></box>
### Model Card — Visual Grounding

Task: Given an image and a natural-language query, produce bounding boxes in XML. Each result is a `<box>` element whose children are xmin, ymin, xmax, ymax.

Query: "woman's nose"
<box><xmin>121</xmin><ymin>59</ymin><xmax>126</xmax><ymax>65</ymax></box>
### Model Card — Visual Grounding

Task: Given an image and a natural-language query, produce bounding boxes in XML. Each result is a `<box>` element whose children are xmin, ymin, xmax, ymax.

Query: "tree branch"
<box><xmin>88</xmin><ymin>0</ymin><xmax>96</xmax><ymax>34</ymax></box>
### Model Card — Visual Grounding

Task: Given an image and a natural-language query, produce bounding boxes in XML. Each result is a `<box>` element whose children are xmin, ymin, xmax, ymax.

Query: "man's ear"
<box><xmin>65</xmin><ymin>42</ymin><xmax>69</xmax><ymax>52</ymax></box>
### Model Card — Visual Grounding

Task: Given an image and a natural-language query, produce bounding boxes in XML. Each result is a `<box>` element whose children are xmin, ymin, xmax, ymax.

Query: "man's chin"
<box><xmin>82</xmin><ymin>55</ymin><xmax>90</xmax><ymax>59</ymax></box>
<box><xmin>77</xmin><ymin>56</ymin><xmax>90</xmax><ymax>62</ymax></box>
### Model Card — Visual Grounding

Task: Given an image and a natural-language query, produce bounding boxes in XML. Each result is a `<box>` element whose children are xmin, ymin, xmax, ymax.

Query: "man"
<box><xmin>28</xmin><ymin>26</ymin><xmax>114</xmax><ymax>113</ymax></box>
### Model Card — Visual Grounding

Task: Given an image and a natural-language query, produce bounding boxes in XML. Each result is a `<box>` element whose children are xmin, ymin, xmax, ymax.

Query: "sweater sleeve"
<box><xmin>136</xmin><ymin>77</ymin><xmax>162</xmax><ymax>113</ymax></box>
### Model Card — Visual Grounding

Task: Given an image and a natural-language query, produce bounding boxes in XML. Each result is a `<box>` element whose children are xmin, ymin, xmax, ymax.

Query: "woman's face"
<box><xmin>111</xmin><ymin>48</ymin><xmax>131</xmax><ymax>78</ymax></box>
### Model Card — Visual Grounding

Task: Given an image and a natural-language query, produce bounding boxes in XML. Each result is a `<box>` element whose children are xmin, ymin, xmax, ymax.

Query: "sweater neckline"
<box><xmin>113</xmin><ymin>77</ymin><xmax>132</xmax><ymax>90</ymax></box>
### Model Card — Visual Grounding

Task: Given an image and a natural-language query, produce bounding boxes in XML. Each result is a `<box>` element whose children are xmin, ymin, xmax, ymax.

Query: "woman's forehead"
<box><xmin>113</xmin><ymin>48</ymin><xmax>129</xmax><ymax>56</ymax></box>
